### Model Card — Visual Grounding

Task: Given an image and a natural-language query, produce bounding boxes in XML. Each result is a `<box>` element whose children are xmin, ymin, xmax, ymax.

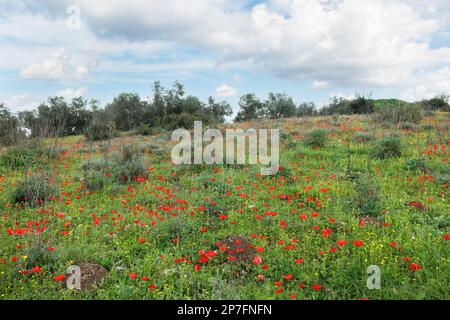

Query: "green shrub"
<box><xmin>405</xmin><ymin>159</ymin><xmax>428</xmax><ymax>172</ymax></box>
<box><xmin>81</xmin><ymin>158</ymin><xmax>110</xmax><ymax>191</ymax></box>
<box><xmin>23</xmin><ymin>238</ymin><xmax>59</xmax><ymax>271</ymax></box>
<box><xmin>304</xmin><ymin>129</ymin><xmax>328</xmax><ymax>148</ymax></box>
<box><xmin>352</xmin><ymin>174</ymin><xmax>382</xmax><ymax>217</ymax></box>
<box><xmin>85</xmin><ymin>116</ymin><xmax>117</xmax><ymax>141</ymax></box>
<box><xmin>353</xmin><ymin>132</ymin><xmax>374</xmax><ymax>143</ymax></box>
<box><xmin>114</xmin><ymin>144</ymin><xmax>148</xmax><ymax>182</ymax></box>
<box><xmin>162</xmin><ymin>112</ymin><xmax>203</xmax><ymax>130</ymax></box>
<box><xmin>372</xmin><ymin>135</ymin><xmax>403</xmax><ymax>159</ymax></box>
<box><xmin>373</xmin><ymin>102</ymin><xmax>423</xmax><ymax>124</ymax></box>
<box><xmin>420</xmin><ymin>124</ymin><xmax>434</xmax><ymax>131</ymax></box>
<box><xmin>400</xmin><ymin>122</ymin><xmax>416</xmax><ymax>130</ymax></box>
<box><xmin>134</xmin><ymin>124</ymin><xmax>154</xmax><ymax>136</ymax></box>
<box><xmin>82</xmin><ymin>158</ymin><xmax>107</xmax><ymax>171</ymax></box>
<box><xmin>431</xmin><ymin>164</ymin><xmax>450</xmax><ymax>186</ymax></box>
<box><xmin>420</xmin><ymin>95</ymin><xmax>450</xmax><ymax>112</ymax></box>
<box><xmin>433</xmin><ymin>173</ymin><xmax>450</xmax><ymax>186</ymax></box>
<box><xmin>13</xmin><ymin>171</ymin><xmax>59</xmax><ymax>207</ymax></box>
<box><xmin>83</xmin><ymin>170</ymin><xmax>109</xmax><ymax>191</ymax></box>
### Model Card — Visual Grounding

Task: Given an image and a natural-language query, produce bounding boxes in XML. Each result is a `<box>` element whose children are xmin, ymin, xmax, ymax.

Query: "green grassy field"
<box><xmin>0</xmin><ymin>113</ymin><xmax>449</xmax><ymax>300</ymax></box>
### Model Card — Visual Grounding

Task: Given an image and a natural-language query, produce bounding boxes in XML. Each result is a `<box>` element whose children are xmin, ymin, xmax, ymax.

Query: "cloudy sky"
<box><xmin>1</xmin><ymin>0</ymin><xmax>450</xmax><ymax>115</ymax></box>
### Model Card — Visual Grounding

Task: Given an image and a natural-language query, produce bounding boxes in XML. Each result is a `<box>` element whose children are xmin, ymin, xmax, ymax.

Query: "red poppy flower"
<box><xmin>274</xmin><ymin>288</ymin><xmax>283</xmax><ymax>294</ymax></box>
<box><xmin>336</xmin><ymin>240</ymin><xmax>348</xmax><ymax>247</ymax></box>
<box><xmin>321</xmin><ymin>228</ymin><xmax>333</xmax><ymax>238</ymax></box>
<box><xmin>255</xmin><ymin>246</ymin><xmax>264</xmax><ymax>253</ymax></box>
<box><xmin>253</xmin><ymin>256</ymin><xmax>263</xmax><ymax>265</ymax></box>
<box><xmin>129</xmin><ymin>272</ymin><xmax>138</xmax><ymax>280</ymax></box>
<box><xmin>149</xmin><ymin>284</ymin><xmax>156</xmax><ymax>291</ymax></box>
<box><xmin>295</xmin><ymin>258</ymin><xmax>304</xmax><ymax>265</ymax></box>
<box><xmin>410</xmin><ymin>263</ymin><xmax>421</xmax><ymax>272</ymax></box>
<box><xmin>283</xmin><ymin>274</ymin><xmax>293</xmax><ymax>280</ymax></box>
<box><xmin>353</xmin><ymin>240</ymin><xmax>364</xmax><ymax>247</ymax></box>
<box><xmin>53</xmin><ymin>274</ymin><xmax>65</xmax><ymax>282</ymax></box>
<box><xmin>32</xmin><ymin>266</ymin><xmax>42</xmax><ymax>273</ymax></box>
<box><xmin>311</xmin><ymin>284</ymin><xmax>321</xmax><ymax>291</ymax></box>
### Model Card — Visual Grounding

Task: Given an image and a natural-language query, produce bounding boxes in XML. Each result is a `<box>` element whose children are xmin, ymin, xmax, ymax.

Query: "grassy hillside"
<box><xmin>0</xmin><ymin>113</ymin><xmax>449</xmax><ymax>300</ymax></box>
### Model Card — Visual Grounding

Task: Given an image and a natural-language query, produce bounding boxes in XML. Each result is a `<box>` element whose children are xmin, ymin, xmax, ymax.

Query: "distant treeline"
<box><xmin>0</xmin><ymin>80</ymin><xmax>449</xmax><ymax>146</ymax></box>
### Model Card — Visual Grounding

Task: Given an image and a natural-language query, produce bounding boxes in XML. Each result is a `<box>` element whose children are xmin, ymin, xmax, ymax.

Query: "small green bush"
<box><xmin>431</xmin><ymin>165</ymin><xmax>450</xmax><ymax>186</ymax></box>
<box><xmin>13</xmin><ymin>171</ymin><xmax>59</xmax><ymax>207</ymax></box>
<box><xmin>82</xmin><ymin>158</ymin><xmax>110</xmax><ymax>191</ymax></box>
<box><xmin>400</xmin><ymin>122</ymin><xmax>416</xmax><ymax>130</ymax></box>
<box><xmin>372</xmin><ymin>135</ymin><xmax>403</xmax><ymax>159</ymax></box>
<box><xmin>134</xmin><ymin>124</ymin><xmax>154</xmax><ymax>136</ymax></box>
<box><xmin>23</xmin><ymin>238</ymin><xmax>59</xmax><ymax>271</ymax></box>
<box><xmin>353</xmin><ymin>132</ymin><xmax>374</xmax><ymax>143</ymax></box>
<box><xmin>373</xmin><ymin>102</ymin><xmax>423</xmax><ymax>124</ymax></box>
<box><xmin>405</xmin><ymin>159</ymin><xmax>428</xmax><ymax>172</ymax></box>
<box><xmin>114</xmin><ymin>144</ymin><xmax>148</xmax><ymax>182</ymax></box>
<box><xmin>352</xmin><ymin>174</ymin><xmax>382</xmax><ymax>217</ymax></box>
<box><xmin>82</xmin><ymin>158</ymin><xmax>107</xmax><ymax>171</ymax></box>
<box><xmin>83</xmin><ymin>170</ymin><xmax>108</xmax><ymax>191</ymax></box>
<box><xmin>420</xmin><ymin>95</ymin><xmax>450</xmax><ymax>112</ymax></box>
<box><xmin>85</xmin><ymin>117</ymin><xmax>117</xmax><ymax>141</ymax></box>
<box><xmin>420</xmin><ymin>124</ymin><xmax>434</xmax><ymax>131</ymax></box>
<box><xmin>304</xmin><ymin>129</ymin><xmax>328</xmax><ymax>148</ymax></box>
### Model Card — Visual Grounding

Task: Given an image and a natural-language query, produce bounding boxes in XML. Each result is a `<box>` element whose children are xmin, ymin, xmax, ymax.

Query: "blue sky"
<box><xmin>1</xmin><ymin>0</ymin><xmax>450</xmax><ymax>116</ymax></box>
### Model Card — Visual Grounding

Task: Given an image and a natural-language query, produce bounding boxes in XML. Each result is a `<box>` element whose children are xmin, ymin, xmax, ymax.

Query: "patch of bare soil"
<box><xmin>217</xmin><ymin>235</ymin><xmax>255</xmax><ymax>265</ymax></box>
<box><xmin>65</xmin><ymin>263</ymin><xmax>108</xmax><ymax>291</ymax></box>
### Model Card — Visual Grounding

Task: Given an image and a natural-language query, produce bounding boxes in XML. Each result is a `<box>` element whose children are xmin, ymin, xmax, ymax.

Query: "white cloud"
<box><xmin>312</xmin><ymin>80</ymin><xmax>329</xmax><ymax>90</ymax></box>
<box><xmin>28</xmin><ymin>1</ymin><xmax>450</xmax><ymax>93</ymax></box>
<box><xmin>0</xmin><ymin>93</ymin><xmax>41</xmax><ymax>112</ymax></box>
<box><xmin>21</xmin><ymin>48</ymin><xmax>89</xmax><ymax>81</ymax></box>
<box><xmin>55</xmin><ymin>86</ymin><xmax>87</xmax><ymax>100</ymax></box>
<box><xmin>214</xmin><ymin>84</ymin><xmax>237</xmax><ymax>97</ymax></box>
<box><xmin>401</xmin><ymin>67</ymin><xmax>450</xmax><ymax>101</ymax></box>
<box><xmin>1</xmin><ymin>0</ymin><xmax>450</xmax><ymax>101</ymax></box>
